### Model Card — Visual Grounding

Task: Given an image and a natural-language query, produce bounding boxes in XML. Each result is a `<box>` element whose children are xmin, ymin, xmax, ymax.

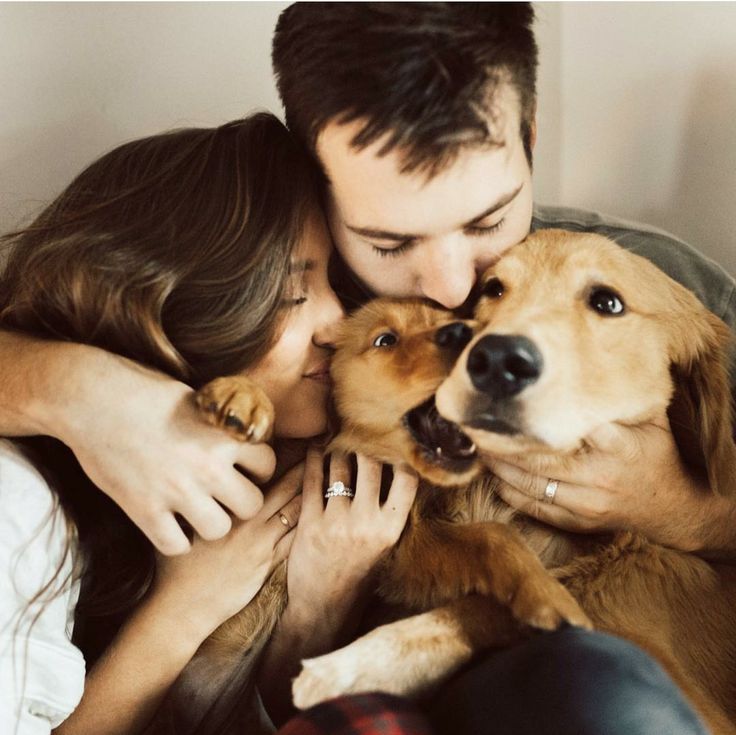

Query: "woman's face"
<box><xmin>245</xmin><ymin>211</ymin><xmax>345</xmax><ymax>438</ymax></box>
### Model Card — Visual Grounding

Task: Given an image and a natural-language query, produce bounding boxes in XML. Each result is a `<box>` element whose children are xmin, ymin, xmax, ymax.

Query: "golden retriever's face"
<box><xmin>436</xmin><ymin>229</ymin><xmax>713</xmax><ymax>457</ymax></box>
<box><xmin>330</xmin><ymin>299</ymin><xmax>482</xmax><ymax>486</ymax></box>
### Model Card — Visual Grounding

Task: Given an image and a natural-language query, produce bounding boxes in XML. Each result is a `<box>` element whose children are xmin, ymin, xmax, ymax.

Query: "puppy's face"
<box><xmin>330</xmin><ymin>299</ymin><xmax>482</xmax><ymax>486</ymax></box>
<box><xmin>437</xmin><ymin>230</ymin><xmax>708</xmax><ymax>457</ymax></box>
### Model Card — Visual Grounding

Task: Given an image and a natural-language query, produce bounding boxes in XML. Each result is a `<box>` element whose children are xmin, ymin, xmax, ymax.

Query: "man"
<box><xmin>264</xmin><ymin>4</ymin><xmax>733</xmax><ymax>733</ymax></box>
<box><xmin>271</xmin><ymin>2</ymin><xmax>736</xmax><ymax>557</ymax></box>
<box><xmin>0</xmin><ymin>4</ymin><xmax>730</xmax><ymax>732</ymax></box>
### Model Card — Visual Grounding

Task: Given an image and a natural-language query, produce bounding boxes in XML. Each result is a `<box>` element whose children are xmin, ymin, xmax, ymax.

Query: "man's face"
<box><xmin>317</xmin><ymin>84</ymin><xmax>534</xmax><ymax>310</ymax></box>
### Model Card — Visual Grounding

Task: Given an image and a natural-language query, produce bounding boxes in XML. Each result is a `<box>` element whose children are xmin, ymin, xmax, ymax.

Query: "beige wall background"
<box><xmin>1</xmin><ymin>2</ymin><xmax>734</xmax><ymax>274</ymax></box>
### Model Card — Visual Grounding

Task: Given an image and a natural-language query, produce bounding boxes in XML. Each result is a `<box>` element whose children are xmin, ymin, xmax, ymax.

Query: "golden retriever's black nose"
<box><xmin>435</xmin><ymin>322</ymin><xmax>474</xmax><ymax>352</ymax></box>
<box><xmin>467</xmin><ymin>335</ymin><xmax>543</xmax><ymax>398</ymax></box>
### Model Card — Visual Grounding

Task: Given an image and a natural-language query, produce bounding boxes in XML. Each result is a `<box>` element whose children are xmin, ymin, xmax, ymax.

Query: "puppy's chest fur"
<box><xmin>374</xmin><ymin>474</ymin><xmax>594</xmax><ymax>616</ymax></box>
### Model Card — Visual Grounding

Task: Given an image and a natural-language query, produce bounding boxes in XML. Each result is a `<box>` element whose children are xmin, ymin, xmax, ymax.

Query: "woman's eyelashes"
<box><xmin>369</xmin><ymin>218</ymin><xmax>506</xmax><ymax>257</ymax></box>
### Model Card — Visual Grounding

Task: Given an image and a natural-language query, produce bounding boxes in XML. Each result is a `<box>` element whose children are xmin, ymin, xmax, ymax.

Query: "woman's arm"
<box><xmin>55</xmin><ymin>463</ymin><xmax>304</xmax><ymax>735</ymax></box>
<box><xmin>0</xmin><ymin>331</ymin><xmax>274</xmax><ymax>555</ymax></box>
<box><xmin>257</xmin><ymin>449</ymin><xmax>418</xmax><ymax>725</ymax></box>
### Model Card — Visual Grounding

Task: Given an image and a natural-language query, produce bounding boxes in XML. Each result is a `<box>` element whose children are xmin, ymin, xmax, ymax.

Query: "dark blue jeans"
<box><xmin>427</xmin><ymin>627</ymin><xmax>708</xmax><ymax>735</ymax></box>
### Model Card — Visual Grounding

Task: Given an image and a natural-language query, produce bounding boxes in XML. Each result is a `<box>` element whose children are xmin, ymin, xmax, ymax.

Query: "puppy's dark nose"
<box><xmin>435</xmin><ymin>322</ymin><xmax>474</xmax><ymax>352</ymax></box>
<box><xmin>467</xmin><ymin>335</ymin><xmax>543</xmax><ymax>398</ymax></box>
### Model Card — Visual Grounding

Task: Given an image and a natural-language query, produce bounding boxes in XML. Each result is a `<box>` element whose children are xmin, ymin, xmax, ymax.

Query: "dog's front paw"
<box><xmin>292</xmin><ymin>649</ymin><xmax>364</xmax><ymax>711</ymax></box>
<box><xmin>510</xmin><ymin>573</ymin><xmax>592</xmax><ymax>631</ymax></box>
<box><xmin>195</xmin><ymin>376</ymin><xmax>274</xmax><ymax>442</ymax></box>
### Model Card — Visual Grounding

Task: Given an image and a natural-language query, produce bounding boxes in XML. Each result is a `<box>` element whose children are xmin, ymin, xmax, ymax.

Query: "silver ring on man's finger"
<box><xmin>324</xmin><ymin>481</ymin><xmax>355</xmax><ymax>499</ymax></box>
<box><xmin>543</xmin><ymin>479</ymin><xmax>559</xmax><ymax>504</ymax></box>
<box><xmin>278</xmin><ymin>512</ymin><xmax>292</xmax><ymax>528</ymax></box>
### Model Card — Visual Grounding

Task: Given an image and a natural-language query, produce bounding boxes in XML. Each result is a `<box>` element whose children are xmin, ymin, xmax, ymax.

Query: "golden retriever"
<box><xmin>160</xmin><ymin>229</ymin><xmax>736</xmax><ymax>735</ymax></box>
<box><xmin>289</xmin><ymin>230</ymin><xmax>736</xmax><ymax>735</ymax></box>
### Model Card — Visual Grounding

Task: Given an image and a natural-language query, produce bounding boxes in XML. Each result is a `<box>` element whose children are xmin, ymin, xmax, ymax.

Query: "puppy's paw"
<box><xmin>510</xmin><ymin>574</ymin><xmax>592</xmax><ymax>631</ymax></box>
<box><xmin>292</xmin><ymin>650</ymin><xmax>363</xmax><ymax>711</ymax></box>
<box><xmin>195</xmin><ymin>376</ymin><xmax>274</xmax><ymax>443</ymax></box>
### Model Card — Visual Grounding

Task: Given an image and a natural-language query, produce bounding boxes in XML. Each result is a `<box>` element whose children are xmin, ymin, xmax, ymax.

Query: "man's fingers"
<box><xmin>234</xmin><ymin>441</ymin><xmax>277</xmax><ymax>483</ymax></box>
<box><xmin>142</xmin><ymin>512</ymin><xmax>192</xmax><ymax>556</ymax></box>
<box><xmin>176</xmin><ymin>495</ymin><xmax>233</xmax><ymax>541</ymax></box>
<box><xmin>261</xmin><ymin>461</ymin><xmax>305</xmax><ymax>516</ymax></box>
<box><xmin>215</xmin><ymin>475</ymin><xmax>265</xmax><ymax>520</ymax></box>
<box><xmin>496</xmin><ymin>482</ymin><xmax>585</xmax><ymax>532</ymax></box>
<box><xmin>584</xmin><ymin>422</ymin><xmax>641</xmax><ymax>459</ymax></box>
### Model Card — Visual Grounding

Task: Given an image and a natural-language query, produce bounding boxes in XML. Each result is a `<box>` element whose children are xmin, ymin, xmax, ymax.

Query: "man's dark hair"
<box><xmin>273</xmin><ymin>2</ymin><xmax>538</xmax><ymax>176</ymax></box>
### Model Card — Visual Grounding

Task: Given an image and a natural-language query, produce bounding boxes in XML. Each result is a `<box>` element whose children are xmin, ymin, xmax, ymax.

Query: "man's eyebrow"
<box><xmin>288</xmin><ymin>259</ymin><xmax>315</xmax><ymax>274</ymax></box>
<box><xmin>345</xmin><ymin>184</ymin><xmax>524</xmax><ymax>242</ymax></box>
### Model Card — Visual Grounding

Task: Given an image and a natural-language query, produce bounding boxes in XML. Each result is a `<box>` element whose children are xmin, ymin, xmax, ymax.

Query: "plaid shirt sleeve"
<box><xmin>277</xmin><ymin>693</ymin><xmax>433</xmax><ymax>735</ymax></box>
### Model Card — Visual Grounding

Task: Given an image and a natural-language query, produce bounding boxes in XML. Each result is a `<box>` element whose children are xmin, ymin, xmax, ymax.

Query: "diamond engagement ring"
<box><xmin>325</xmin><ymin>481</ymin><xmax>355</xmax><ymax>499</ymax></box>
<box><xmin>543</xmin><ymin>479</ymin><xmax>559</xmax><ymax>504</ymax></box>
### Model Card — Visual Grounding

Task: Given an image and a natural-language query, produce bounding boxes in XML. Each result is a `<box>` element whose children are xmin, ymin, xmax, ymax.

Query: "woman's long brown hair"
<box><xmin>0</xmin><ymin>112</ymin><xmax>322</xmax><ymax>665</ymax></box>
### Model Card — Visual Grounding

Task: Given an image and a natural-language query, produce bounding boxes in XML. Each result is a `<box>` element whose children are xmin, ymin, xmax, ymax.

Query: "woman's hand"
<box><xmin>484</xmin><ymin>413</ymin><xmax>729</xmax><ymax>552</ymax></box>
<box><xmin>152</xmin><ymin>461</ymin><xmax>304</xmax><ymax>638</ymax></box>
<box><xmin>284</xmin><ymin>448</ymin><xmax>417</xmax><ymax>632</ymax></box>
<box><xmin>39</xmin><ymin>342</ymin><xmax>275</xmax><ymax>556</ymax></box>
<box><xmin>258</xmin><ymin>447</ymin><xmax>417</xmax><ymax>723</ymax></box>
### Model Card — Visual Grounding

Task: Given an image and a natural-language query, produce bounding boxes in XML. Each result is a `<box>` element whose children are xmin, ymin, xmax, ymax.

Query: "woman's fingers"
<box><xmin>261</xmin><ymin>462</ymin><xmax>305</xmax><ymax>516</ymax></box>
<box><xmin>273</xmin><ymin>528</ymin><xmax>297</xmax><ymax>566</ymax></box>
<box><xmin>353</xmin><ymin>454</ymin><xmax>383</xmax><ymax>509</ymax></box>
<box><xmin>384</xmin><ymin>466</ymin><xmax>418</xmax><ymax>522</ymax></box>
<box><xmin>300</xmin><ymin>447</ymin><xmax>326</xmax><ymax>522</ymax></box>
<box><xmin>325</xmin><ymin>451</ymin><xmax>354</xmax><ymax>511</ymax></box>
<box><xmin>266</xmin><ymin>492</ymin><xmax>303</xmax><ymax>539</ymax></box>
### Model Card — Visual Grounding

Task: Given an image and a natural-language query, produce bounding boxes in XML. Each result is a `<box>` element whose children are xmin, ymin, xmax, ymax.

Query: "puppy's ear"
<box><xmin>670</xmin><ymin>307</ymin><xmax>735</xmax><ymax>497</ymax></box>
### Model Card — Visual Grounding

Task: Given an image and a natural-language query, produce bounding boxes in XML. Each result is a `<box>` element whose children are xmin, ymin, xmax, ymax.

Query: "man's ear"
<box><xmin>529</xmin><ymin>116</ymin><xmax>537</xmax><ymax>151</ymax></box>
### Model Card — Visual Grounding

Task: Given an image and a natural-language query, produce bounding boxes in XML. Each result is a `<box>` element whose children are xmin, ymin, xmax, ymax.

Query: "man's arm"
<box><xmin>0</xmin><ymin>330</ymin><xmax>275</xmax><ymax>554</ymax></box>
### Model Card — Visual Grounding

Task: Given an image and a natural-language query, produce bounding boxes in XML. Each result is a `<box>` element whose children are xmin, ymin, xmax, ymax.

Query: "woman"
<box><xmin>0</xmin><ymin>112</ymin><xmax>417</xmax><ymax>734</ymax></box>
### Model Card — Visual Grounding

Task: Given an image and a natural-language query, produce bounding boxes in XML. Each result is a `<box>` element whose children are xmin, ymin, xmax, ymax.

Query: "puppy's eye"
<box><xmin>588</xmin><ymin>287</ymin><xmax>625</xmax><ymax>316</ymax></box>
<box><xmin>481</xmin><ymin>277</ymin><xmax>504</xmax><ymax>299</ymax></box>
<box><xmin>373</xmin><ymin>332</ymin><xmax>398</xmax><ymax>348</ymax></box>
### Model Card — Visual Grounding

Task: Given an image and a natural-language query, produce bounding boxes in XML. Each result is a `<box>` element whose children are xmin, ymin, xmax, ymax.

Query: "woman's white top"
<box><xmin>0</xmin><ymin>440</ymin><xmax>85</xmax><ymax>734</ymax></box>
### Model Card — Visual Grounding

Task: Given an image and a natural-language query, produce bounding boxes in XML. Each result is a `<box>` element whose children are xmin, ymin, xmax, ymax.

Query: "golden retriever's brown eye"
<box><xmin>589</xmin><ymin>287</ymin><xmax>625</xmax><ymax>316</ymax></box>
<box><xmin>481</xmin><ymin>277</ymin><xmax>504</xmax><ymax>299</ymax></box>
<box><xmin>373</xmin><ymin>332</ymin><xmax>398</xmax><ymax>348</ymax></box>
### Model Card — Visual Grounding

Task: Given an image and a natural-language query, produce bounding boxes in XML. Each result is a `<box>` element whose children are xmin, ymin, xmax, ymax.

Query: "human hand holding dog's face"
<box><xmin>485</xmin><ymin>413</ymin><xmax>719</xmax><ymax>551</ymax></box>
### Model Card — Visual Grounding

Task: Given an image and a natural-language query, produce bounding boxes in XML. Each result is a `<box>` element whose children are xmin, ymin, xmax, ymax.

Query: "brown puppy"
<box><xmin>292</xmin><ymin>230</ymin><xmax>736</xmax><ymax>735</ymax></box>
<box><xmin>156</xmin><ymin>284</ymin><xmax>590</xmax><ymax>733</ymax></box>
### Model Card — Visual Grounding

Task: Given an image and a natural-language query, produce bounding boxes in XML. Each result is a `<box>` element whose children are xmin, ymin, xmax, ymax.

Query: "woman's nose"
<box><xmin>314</xmin><ymin>288</ymin><xmax>346</xmax><ymax>347</ymax></box>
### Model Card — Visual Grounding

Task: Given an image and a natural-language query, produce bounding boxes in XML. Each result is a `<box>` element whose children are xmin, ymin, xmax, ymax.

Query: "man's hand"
<box><xmin>1</xmin><ymin>334</ymin><xmax>276</xmax><ymax>555</ymax></box>
<box><xmin>484</xmin><ymin>413</ymin><xmax>736</xmax><ymax>557</ymax></box>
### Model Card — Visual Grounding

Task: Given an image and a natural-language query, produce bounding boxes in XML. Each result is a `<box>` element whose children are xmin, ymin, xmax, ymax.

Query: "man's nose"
<box><xmin>419</xmin><ymin>241</ymin><xmax>476</xmax><ymax>310</ymax></box>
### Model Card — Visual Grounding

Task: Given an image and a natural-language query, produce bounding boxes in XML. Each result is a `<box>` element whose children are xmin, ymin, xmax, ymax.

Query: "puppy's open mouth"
<box><xmin>403</xmin><ymin>397</ymin><xmax>477</xmax><ymax>471</ymax></box>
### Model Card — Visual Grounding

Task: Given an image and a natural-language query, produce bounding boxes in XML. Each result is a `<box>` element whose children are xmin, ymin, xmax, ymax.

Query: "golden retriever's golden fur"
<box><xmin>160</xmin><ymin>229</ymin><xmax>736</xmax><ymax>735</ymax></box>
<box><xmin>293</xmin><ymin>230</ymin><xmax>736</xmax><ymax>735</ymax></box>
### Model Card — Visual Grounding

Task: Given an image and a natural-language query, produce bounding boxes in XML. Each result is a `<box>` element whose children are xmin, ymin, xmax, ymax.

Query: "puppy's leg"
<box><xmin>195</xmin><ymin>375</ymin><xmax>274</xmax><ymax>442</ymax></box>
<box><xmin>384</xmin><ymin>520</ymin><xmax>591</xmax><ymax>631</ymax></box>
<box><xmin>292</xmin><ymin>595</ymin><xmax>520</xmax><ymax>709</ymax></box>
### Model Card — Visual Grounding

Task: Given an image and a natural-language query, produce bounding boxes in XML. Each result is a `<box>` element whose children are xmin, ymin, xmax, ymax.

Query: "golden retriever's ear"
<box><xmin>670</xmin><ymin>309</ymin><xmax>735</xmax><ymax>497</ymax></box>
